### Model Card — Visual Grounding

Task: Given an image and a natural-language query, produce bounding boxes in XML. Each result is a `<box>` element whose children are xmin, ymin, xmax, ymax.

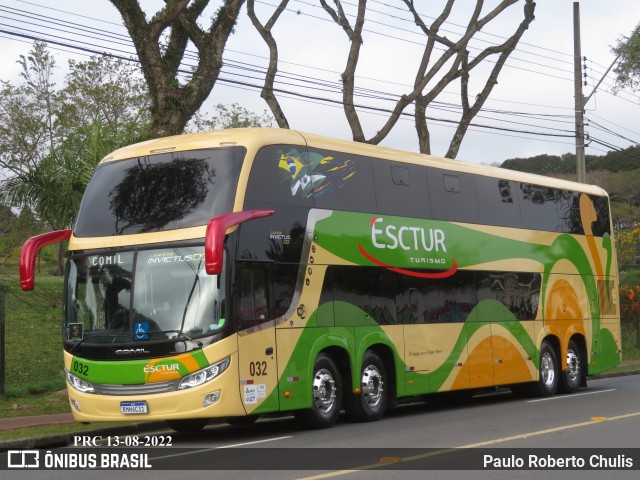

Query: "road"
<box><xmin>4</xmin><ymin>374</ymin><xmax>640</xmax><ymax>479</ymax></box>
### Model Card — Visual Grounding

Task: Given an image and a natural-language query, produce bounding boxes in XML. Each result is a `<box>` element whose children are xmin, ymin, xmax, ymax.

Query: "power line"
<box><xmin>1</xmin><ymin>0</ymin><xmax>637</xmax><ymax>157</ymax></box>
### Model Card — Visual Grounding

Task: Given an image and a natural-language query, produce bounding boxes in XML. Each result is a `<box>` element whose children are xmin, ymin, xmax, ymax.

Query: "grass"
<box><xmin>0</xmin><ymin>389</ymin><xmax>138</xmax><ymax>443</ymax></box>
<box><xmin>0</xmin><ymin>388</ymin><xmax>70</xmax><ymax>418</ymax></box>
<box><xmin>0</xmin><ymin>422</ymin><xmax>136</xmax><ymax>443</ymax></box>
<box><xmin>1</xmin><ymin>268</ymin><xmax>67</xmax><ymax>394</ymax></box>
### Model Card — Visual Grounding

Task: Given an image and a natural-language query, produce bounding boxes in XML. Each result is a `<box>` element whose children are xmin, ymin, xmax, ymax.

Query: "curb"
<box><xmin>0</xmin><ymin>421</ymin><xmax>168</xmax><ymax>451</ymax></box>
<box><xmin>588</xmin><ymin>368</ymin><xmax>640</xmax><ymax>380</ymax></box>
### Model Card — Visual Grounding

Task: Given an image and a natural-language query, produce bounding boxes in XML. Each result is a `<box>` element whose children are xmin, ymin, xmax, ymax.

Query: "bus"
<box><xmin>20</xmin><ymin>128</ymin><xmax>621</xmax><ymax>431</ymax></box>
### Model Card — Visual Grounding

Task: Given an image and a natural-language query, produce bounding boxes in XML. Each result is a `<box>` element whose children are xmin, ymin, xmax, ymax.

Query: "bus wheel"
<box><xmin>226</xmin><ymin>415</ymin><xmax>259</xmax><ymax>426</ymax></box>
<box><xmin>530</xmin><ymin>341</ymin><xmax>559</xmax><ymax>397</ymax></box>
<box><xmin>345</xmin><ymin>351</ymin><xmax>388</xmax><ymax>422</ymax></box>
<box><xmin>165</xmin><ymin>418</ymin><xmax>208</xmax><ymax>433</ymax></box>
<box><xmin>558</xmin><ymin>339</ymin><xmax>583</xmax><ymax>394</ymax></box>
<box><xmin>295</xmin><ymin>354</ymin><xmax>342</xmax><ymax>429</ymax></box>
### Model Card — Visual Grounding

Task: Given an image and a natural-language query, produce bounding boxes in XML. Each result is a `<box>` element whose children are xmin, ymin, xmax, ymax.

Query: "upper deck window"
<box><xmin>74</xmin><ymin>147</ymin><xmax>245</xmax><ymax>237</ymax></box>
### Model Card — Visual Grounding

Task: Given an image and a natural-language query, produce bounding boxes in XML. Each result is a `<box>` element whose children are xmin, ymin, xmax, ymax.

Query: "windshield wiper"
<box><xmin>69</xmin><ymin>335</ymin><xmax>89</xmax><ymax>354</ymax></box>
<box><xmin>155</xmin><ymin>330</ymin><xmax>204</xmax><ymax>347</ymax></box>
<box><xmin>68</xmin><ymin>332</ymin><xmax>123</xmax><ymax>353</ymax></box>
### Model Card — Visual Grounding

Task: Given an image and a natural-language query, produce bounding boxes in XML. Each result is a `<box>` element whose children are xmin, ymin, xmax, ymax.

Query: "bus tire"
<box><xmin>345</xmin><ymin>351</ymin><xmax>388</xmax><ymax>422</ymax></box>
<box><xmin>529</xmin><ymin>340</ymin><xmax>559</xmax><ymax>397</ymax></box>
<box><xmin>558</xmin><ymin>339</ymin><xmax>583</xmax><ymax>394</ymax></box>
<box><xmin>295</xmin><ymin>354</ymin><xmax>342</xmax><ymax>429</ymax></box>
<box><xmin>165</xmin><ymin>418</ymin><xmax>208</xmax><ymax>433</ymax></box>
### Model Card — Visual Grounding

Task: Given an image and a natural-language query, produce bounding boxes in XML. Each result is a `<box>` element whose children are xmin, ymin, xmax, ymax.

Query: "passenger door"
<box><xmin>236</xmin><ymin>267</ymin><xmax>279</xmax><ymax>414</ymax></box>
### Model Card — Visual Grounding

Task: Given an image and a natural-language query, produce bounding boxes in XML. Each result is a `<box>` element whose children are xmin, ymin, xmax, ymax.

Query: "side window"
<box><xmin>270</xmin><ymin>264</ymin><xmax>298</xmax><ymax>318</ymax></box>
<box><xmin>245</xmin><ymin>145</ymin><xmax>314</xmax><ymax>206</ymax></box>
<box><xmin>373</xmin><ymin>160</ymin><xmax>430</xmax><ymax>218</ymax></box>
<box><xmin>396</xmin><ymin>271</ymin><xmax>477</xmax><ymax>324</ymax></box>
<box><xmin>588</xmin><ymin>195</ymin><xmax>611</xmax><ymax>237</ymax></box>
<box><xmin>238</xmin><ymin>202</ymin><xmax>309</xmax><ymax>262</ymax></box>
<box><xmin>476</xmin><ymin>271</ymin><xmax>540</xmax><ymax>321</ymax></box>
<box><xmin>311</xmin><ymin>150</ymin><xmax>377</xmax><ymax>213</ymax></box>
<box><xmin>329</xmin><ymin>266</ymin><xmax>397</xmax><ymax>325</ymax></box>
<box><xmin>476</xmin><ymin>177</ymin><xmax>522</xmax><ymax>228</ymax></box>
<box><xmin>421</xmin><ymin>272</ymin><xmax>476</xmax><ymax>324</ymax></box>
<box><xmin>428</xmin><ymin>169</ymin><xmax>479</xmax><ymax>224</ymax></box>
<box><xmin>518</xmin><ymin>184</ymin><xmax>574</xmax><ymax>233</ymax></box>
<box><xmin>236</xmin><ymin>267</ymin><xmax>269</xmax><ymax>329</ymax></box>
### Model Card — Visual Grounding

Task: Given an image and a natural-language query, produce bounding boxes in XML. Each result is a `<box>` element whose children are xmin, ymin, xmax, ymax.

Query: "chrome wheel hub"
<box><xmin>566</xmin><ymin>348</ymin><xmax>580</xmax><ymax>384</ymax></box>
<box><xmin>361</xmin><ymin>365</ymin><xmax>384</xmax><ymax>409</ymax></box>
<box><xmin>541</xmin><ymin>351</ymin><xmax>556</xmax><ymax>388</ymax></box>
<box><xmin>312</xmin><ymin>368</ymin><xmax>337</xmax><ymax>414</ymax></box>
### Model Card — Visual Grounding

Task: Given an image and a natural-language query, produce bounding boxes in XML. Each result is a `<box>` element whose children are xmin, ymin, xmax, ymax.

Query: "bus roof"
<box><xmin>100</xmin><ymin>128</ymin><xmax>608</xmax><ymax>198</ymax></box>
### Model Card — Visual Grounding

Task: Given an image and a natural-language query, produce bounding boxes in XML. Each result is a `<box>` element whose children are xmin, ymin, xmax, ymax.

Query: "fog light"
<box><xmin>203</xmin><ymin>390</ymin><xmax>220</xmax><ymax>406</ymax></box>
<box><xmin>70</xmin><ymin>398</ymin><xmax>81</xmax><ymax>412</ymax></box>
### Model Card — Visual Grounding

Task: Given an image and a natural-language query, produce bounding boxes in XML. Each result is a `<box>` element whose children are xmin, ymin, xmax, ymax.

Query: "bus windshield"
<box><xmin>74</xmin><ymin>147</ymin><xmax>245</xmax><ymax>237</ymax></box>
<box><xmin>65</xmin><ymin>246</ymin><xmax>226</xmax><ymax>346</ymax></box>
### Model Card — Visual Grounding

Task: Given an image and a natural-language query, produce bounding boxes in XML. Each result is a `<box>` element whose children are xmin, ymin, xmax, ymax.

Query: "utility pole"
<box><xmin>574</xmin><ymin>2</ymin><xmax>586</xmax><ymax>183</ymax></box>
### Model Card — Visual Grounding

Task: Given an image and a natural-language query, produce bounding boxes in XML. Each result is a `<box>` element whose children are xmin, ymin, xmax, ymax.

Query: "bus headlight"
<box><xmin>65</xmin><ymin>369</ymin><xmax>96</xmax><ymax>394</ymax></box>
<box><xmin>178</xmin><ymin>357</ymin><xmax>230</xmax><ymax>390</ymax></box>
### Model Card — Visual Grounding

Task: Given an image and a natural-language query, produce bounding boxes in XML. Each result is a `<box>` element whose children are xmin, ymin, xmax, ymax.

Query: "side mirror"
<box><xmin>204</xmin><ymin>210</ymin><xmax>274</xmax><ymax>275</ymax></box>
<box><xmin>20</xmin><ymin>229</ymin><xmax>73</xmax><ymax>291</ymax></box>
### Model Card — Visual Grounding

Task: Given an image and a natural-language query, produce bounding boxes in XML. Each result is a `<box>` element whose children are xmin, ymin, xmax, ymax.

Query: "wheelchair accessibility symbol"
<box><xmin>134</xmin><ymin>322</ymin><xmax>150</xmax><ymax>341</ymax></box>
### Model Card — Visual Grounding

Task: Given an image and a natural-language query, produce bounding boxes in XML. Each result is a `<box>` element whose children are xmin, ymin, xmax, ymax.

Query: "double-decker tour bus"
<box><xmin>20</xmin><ymin>128</ymin><xmax>621</xmax><ymax>431</ymax></box>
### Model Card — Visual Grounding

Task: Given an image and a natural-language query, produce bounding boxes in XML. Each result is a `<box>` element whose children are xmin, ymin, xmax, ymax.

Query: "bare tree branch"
<box><xmin>320</xmin><ymin>0</ymin><xmax>367</xmax><ymax>141</ymax></box>
<box><xmin>247</xmin><ymin>0</ymin><xmax>290</xmax><ymax>128</ymax></box>
<box><xmin>109</xmin><ymin>0</ymin><xmax>245</xmax><ymax>138</ymax></box>
<box><xmin>248</xmin><ymin>0</ymin><xmax>536</xmax><ymax>157</ymax></box>
<box><xmin>446</xmin><ymin>0</ymin><xmax>536</xmax><ymax>159</ymax></box>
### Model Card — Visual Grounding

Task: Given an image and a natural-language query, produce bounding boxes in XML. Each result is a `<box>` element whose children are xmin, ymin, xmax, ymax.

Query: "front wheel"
<box><xmin>345</xmin><ymin>351</ymin><xmax>388</xmax><ymax>422</ymax></box>
<box><xmin>295</xmin><ymin>354</ymin><xmax>342</xmax><ymax>429</ymax></box>
<box><xmin>558</xmin><ymin>339</ymin><xmax>584</xmax><ymax>394</ymax></box>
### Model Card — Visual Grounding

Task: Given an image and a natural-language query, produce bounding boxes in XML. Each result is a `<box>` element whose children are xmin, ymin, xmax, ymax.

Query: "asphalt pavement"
<box><xmin>1</xmin><ymin>360</ymin><xmax>639</xmax><ymax>450</ymax></box>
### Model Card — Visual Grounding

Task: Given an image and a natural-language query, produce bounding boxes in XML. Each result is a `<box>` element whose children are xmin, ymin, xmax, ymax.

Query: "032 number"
<box><xmin>249</xmin><ymin>361</ymin><xmax>267</xmax><ymax>376</ymax></box>
<box><xmin>72</xmin><ymin>360</ymin><xmax>89</xmax><ymax>376</ymax></box>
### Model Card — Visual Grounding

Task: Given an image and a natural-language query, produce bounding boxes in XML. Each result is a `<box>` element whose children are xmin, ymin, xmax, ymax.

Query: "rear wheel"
<box><xmin>345</xmin><ymin>351</ymin><xmax>388</xmax><ymax>422</ymax></box>
<box><xmin>165</xmin><ymin>418</ymin><xmax>208</xmax><ymax>433</ymax></box>
<box><xmin>529</xmin><ymin>340</ymin><xmax>559</xmax><ymax>397</ymax></box>
<box><xmin>558</xmin><ymin>339</ymin><xmax>583</xmax><ymax>394</ymax></box>
<box><xmin>295</xmin><ymin>354</ymin><xmax>342</xmax><ymax>429</ymax></box>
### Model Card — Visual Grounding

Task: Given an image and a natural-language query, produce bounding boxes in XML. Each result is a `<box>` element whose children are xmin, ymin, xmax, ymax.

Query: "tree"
<box><xmin>0</xmin><ymin>206</ymin><xmax>41</xmax><ymax>260</ymax></box>
<box><xmin>109</xmin><ymin>0</ymin><xmax>245</xmax><ymax>138</ymax></box>
<box><xmin>612</xmin><ymin>22</ymin><xmax>640</xmax><ymax>92</ymax></box>
<box><xmin>250</xmin><ymin>0</ymin><xmax>536</xmax><ymax>158</ymax></box>
<box><xmin>1</xmin><ymin>42</ymin><xmax>275</xmax><ymax>271</ymax></box>
<box><xmin>0</xmin><ymin>42</ymin><xmax>57</xmax><ymax>178</ymax></box>
<box><xmin>0</xmin><ymin>121</ymin><xmax>118</xmax><ymax>273</ymax></box>
<box><xmin>0</xmin><ymin>43</ymin><xmax>151</xmax><ymax>274</ymax></box>
<box><xmin>57</xmin><ymin>56</ymin><xmax>152</xmax><ymax>148</ymax></box>
<box><xmin>189</xmin><ymin>102</ymin><xmax>273</xmax><ymax>131</ymax></box>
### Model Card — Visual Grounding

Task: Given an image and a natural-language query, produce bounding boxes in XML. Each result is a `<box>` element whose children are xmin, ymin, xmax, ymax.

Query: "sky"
<box><xmin>0</xmin><ymin>0</ymin><xmax>639</xmax><ymax>167</ymax></box>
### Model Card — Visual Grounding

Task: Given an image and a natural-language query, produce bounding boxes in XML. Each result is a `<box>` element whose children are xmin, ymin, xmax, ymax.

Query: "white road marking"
<box><xmin>297</xmin><ymin>411</ymin><xmax>640</xmax><ymax>479</ymax></box>
<box><xmin>216</xmin><ymin>435</ymin><xmax>293</xmax><ymax>449</ymax></box>
<box><xmin>150</xmin><ymin>435</ymin><xmax>293</xmax><ymax>461</ymax></box>
<box><xmin>526</xmin><ymin>388</ymin><xmax>616</xmax><ymax>402</ymax></box>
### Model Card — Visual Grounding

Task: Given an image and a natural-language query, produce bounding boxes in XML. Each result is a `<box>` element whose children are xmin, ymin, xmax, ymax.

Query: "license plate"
<box><xmin>120</xmin><ymin>401</ymin><xmax>148</xmax><ymax>415</ymax></box>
